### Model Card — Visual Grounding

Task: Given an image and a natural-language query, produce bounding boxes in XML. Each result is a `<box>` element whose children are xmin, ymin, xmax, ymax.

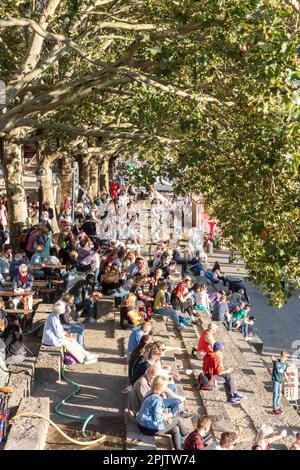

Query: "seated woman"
<box><xmin>128</xmin><ymin>335</ymin><xmax>153</xmax><ymax>385</ymax></box>
<box><xmin>29</xmin><ymin>244</ymin><xmax>46</xmax><ymax>279</ymax></box>
<box><xmin>195</xmin><ymin>284</ymin><xmax>210</xmax><ymax>313</ymax></box>
<box><xmin>42</xmin><ymin>300</ymin><xmax>98</xmax><ymax>364</ymax></box>
<box><xmin>153</xmin><ymin>281</ymin><xmax>185</xmax><ymax>330</ymax></box>
<box><xmin>101</xmin><ymin>265</ymin><xmax>128</xmax><ymax>303</ymax></box>
<box><xmin>120</xmin><ymin>293</ymin><xmax>147</xmax><ymax>329</ymax></box>
<box><xmin>212</xmin><ymin>262</ymin><xmax>227</xmax><ymax>286</ymax></box>
<box><xmin>2</xmin><ymin>315</ymin><xmax>26</xmax><ymax>364</ymax></box>
<box><xmin>59</xmin><ymin>293</ymin><xmax>86</xmax><ymax>347</ymax></box>
<box><xmin>136</xmin><ymin>376</ymin><xmax>188</xmax><ymax>450</ymax></box>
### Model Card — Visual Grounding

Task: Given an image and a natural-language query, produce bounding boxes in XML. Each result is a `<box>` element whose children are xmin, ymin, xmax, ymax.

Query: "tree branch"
<box><xmin>9</xmin><ymin>119</ymin><xmax>182</xmax><ymax>144</ymax></box>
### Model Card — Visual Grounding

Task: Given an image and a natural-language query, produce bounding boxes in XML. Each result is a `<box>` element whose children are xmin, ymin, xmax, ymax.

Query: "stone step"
<box><xmin>196</xmin><ymin>311</ymin><xmax>299</xmax><ymax>448</ymax></box>
<box><xmin>34</xmin><ymin>345</ymin><xmax>62</xmax><ymax>386</ymax></box>
<box><xmin>5</xmin><ymin>397</ymin><xmax>49</xmax><ymax>450</ymax></box>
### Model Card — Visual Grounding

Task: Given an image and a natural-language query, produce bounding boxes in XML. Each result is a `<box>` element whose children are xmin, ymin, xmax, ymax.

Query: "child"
<box><xmin>271</xmin><ymin>351</ymin><xmax>289</xmax><ymax>415</ymax></box>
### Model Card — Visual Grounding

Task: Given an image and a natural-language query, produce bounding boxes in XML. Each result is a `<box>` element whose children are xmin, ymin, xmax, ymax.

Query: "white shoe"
<box><xmin>87</xmin><ymin>352</ymin><xmax>98</xmax><ymax>360</ymax></box>
<box><xmin>89</xmin><ymin>318</ymin><xmax>97</xmax><ymax>324</ymax></box>
<box><xmin>244</xmin><ymin>336</ymin><xmax>252</xmax><ymax>341</ymax></box>
<box><xmin>84</xmin><ymin>358</ymin><xmax>98</xmax><ymax>365</ymax></box>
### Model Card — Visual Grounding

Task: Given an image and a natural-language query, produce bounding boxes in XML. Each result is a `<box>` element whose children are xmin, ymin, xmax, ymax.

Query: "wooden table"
<box><xmin>32</xmin><ymin>264</ymin><xmax>66</xmax><ymax>270</ymax></box>
<box><xmin>0</xmin><ymin>290</ymin><xmax>35</xmax><ymax>310</ymax></box>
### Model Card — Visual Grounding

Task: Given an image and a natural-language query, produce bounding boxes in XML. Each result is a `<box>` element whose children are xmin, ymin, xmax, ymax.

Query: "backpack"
<box><xmin>198</xmin><ymin>372</ymin><xmax>214</xmax><ymax>391</ymax></box>
<box><xmin>63</xmin><ymin>352</ymin><xmax>77</xmax><ymax>366</ymax></box>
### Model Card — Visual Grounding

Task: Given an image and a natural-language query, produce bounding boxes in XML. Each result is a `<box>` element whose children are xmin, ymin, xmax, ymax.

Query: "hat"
<box><xmin>213</xmin><ymin>342</ymin><xmax>222</xmax><ymax>351</ymax></box>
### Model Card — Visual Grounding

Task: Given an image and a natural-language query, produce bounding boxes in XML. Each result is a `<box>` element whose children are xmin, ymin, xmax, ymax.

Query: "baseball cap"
<box><xmin>213</xmin><ymin>342</ymin><xmax>222</xmax><ymax>351</ymax></box>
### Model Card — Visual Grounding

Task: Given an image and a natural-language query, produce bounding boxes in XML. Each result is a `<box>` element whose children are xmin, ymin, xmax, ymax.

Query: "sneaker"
<box><xmin>89</xmin><ymin>318</ymin><xmax>97</xmax><ymax>324</ymax></box>
<box><xmin>84</xmin><ymin>357</ymin><xmax>98</xmax><ymax>365</ymax></box>
<box><xmin>234</xmin><ymin>392</ymin><xmax>247</xmax><ymax>400</ymax></box>
<box><xmin>244</xmin><ymin>336</ymin><xmax>253</xmax><ymax>341</ymax></box>
<box><xmin>273</xmin><ymin>409</ymin><xmax>281</xmax><ymax>415</ymax></box>
<box><xmin>179</xmin><ymin>411</ymin><xmax>193</xmax><ymax>418</ymax></box>
<box><xmin>191</xmin><ymin>347</ymin><xmax>197</xmax><ymax>357</ymax></box>
<box><xmin>278</xmin><ymin>409</ymin><xmax>285</xmax><ymax>415</ymax></box>
<box><xmin>227</xmin><ymin>397</ymin><xmax>241</xmax><ymax>405</ymax></box>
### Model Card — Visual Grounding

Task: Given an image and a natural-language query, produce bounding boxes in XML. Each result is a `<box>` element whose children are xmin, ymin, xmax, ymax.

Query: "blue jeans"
<box><xmin>154</xmin><ymin>308</ymin><xmax>181</xmax><ymax>328</ymax></box>
<box><xmin>272</xmin><ymin>380</ymin><xmax>282</xmax><ymax>411</ymax></box>
<box><xmin>65</xmin><ymin>323</ymin><xmax>85</xmax><ymax>347</ymax></box>
<box><xmin>85</xmin><ymin>299</ymin><xmax>94</xmax><ymax>319</ymax></box>
<box><xmin>240</xmin><ymin>322</ymin><xmax>249</xmax><ymax>337</ymax></box>
<box><xmin>107</xmin><ymin>288</ymin><xmax>128</xmax><ymax>302</ymax></box>
<box><xmin>163</xmin><ymin>397</ymin><xmax>181</xmax><ymax>415</ymax></box>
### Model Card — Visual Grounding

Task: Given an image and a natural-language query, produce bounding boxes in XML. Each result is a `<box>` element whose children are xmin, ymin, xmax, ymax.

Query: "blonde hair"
<box><xmin>122</xmin><ymin>293</ymin><xmax>136</xmax><ymax>307</ymax></box>
<box><xmin>35</xmin><ymin>244</ymin><xmax>44</xmax><ymax>252</ymax></box>
<box><xmin>151</xmin><ymin>376</ymin><xmax>168</xmax><ymax>394</ymax></box>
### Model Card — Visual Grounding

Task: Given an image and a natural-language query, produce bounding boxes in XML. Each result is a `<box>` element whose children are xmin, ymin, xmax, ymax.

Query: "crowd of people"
<box><xmin>0</xmin><ymin>175</ymin><xmax>298</xmax><ymax>451</ymax></box>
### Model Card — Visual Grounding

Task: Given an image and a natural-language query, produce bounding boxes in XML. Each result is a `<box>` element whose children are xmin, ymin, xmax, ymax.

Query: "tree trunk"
<box><xmin>0</xmin><ymin>136</ymin><xmax>28</xmax><ymax>249</ymax></box>
<box><xmin>89</xmin><ymin>158</ymin><xmax>99</xmax><ymax>200</ymax></box>
<box><xmin>99</xmin><ymin>157</ymin><xmax>109</xmax><ymax>192</ymax></box>
<box><xmin>58</xmin><ymin>156</ymin><xmax>72</xmax><ymax>207</ymax></box>
<box><xmin>78</xmin><ymin>154</ymin><xmax>91</xmax><ymax>190</ymax></box>
<box><xmin>41</xmin><ymin>158</ymin><xmax>59</xmax><ymax>234</ymax></box>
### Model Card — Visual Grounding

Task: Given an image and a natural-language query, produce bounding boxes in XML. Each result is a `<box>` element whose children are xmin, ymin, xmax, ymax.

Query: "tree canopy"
<box><xmin>0</xmin><ymin>0</ymin><xmax>299</xmax><ymax>305</ymax></box>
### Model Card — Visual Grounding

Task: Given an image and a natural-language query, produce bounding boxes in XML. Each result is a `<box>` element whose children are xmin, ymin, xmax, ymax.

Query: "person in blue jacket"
<box><xmin>136</xmin><ymin>375</ymin><xmax>188</xmax><ymax>450</ymax></box>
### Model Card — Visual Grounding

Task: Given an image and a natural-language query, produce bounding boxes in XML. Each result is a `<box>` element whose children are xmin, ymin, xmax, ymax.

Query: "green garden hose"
<box><xmin>23</xmin><ymin>321</ymin><xmax>96</xmax><ymax>437</ymax></box>
<box><xmin>23</xmin><ymin>320</ymin><xmax>45</xmax><ymax>336</ymax></box>
<box><xmin>54</xmin><ymin>365</ymin><xmax>95</xmax><ymax>438</ymax></box>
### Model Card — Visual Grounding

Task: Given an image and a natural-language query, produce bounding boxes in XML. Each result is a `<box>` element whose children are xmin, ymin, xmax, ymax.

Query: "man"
<box><xmin>195</xmin><ymin>323</ymin><xmax>218</xmax><ymax>359</ymax></box>
<box><xmin>184</xmin><ymin>415</ymin><xmax>212</xmax><ymax>450</ymax></box>
<box><xmin>128</xmin><ymin>364</ymin><xmax>159</xmax><ymax>415</ymax></box>
<box><xmin>81</xmin><ymin>215</ymin><xmax>97</xmax><ymax>238</ymax></box>
<box><xmin>127</xmin><ymin>321</ymin><xmax>152</xmax><ymax>357</ymax></box>
<box><xmin>12</xmin><ymin>264</ymin><xmax>34</xmax><ymax>310</ymax></box>
<box><xmin>271</xmin><ymin>350</ymin><xmax>289</xmax><ymax>415</ymax></box>
<box><xmin>203</xmin><ymin>342</ymin><xmax>246</xmax><ymax>404</ymax></box>
<box><xmin>126</xmin><ymin>257</ymin><xmax>147</xmax><ymax>278</ymax></box>
<box><xmin>212</xmin><ymin>292</ymin><xmax>230</xmax><ymax>322</ymax></box>
<box><xmin>205</xmin><ymin>432</ymin><xmax>237</xmax><ymax>450</ymax></box>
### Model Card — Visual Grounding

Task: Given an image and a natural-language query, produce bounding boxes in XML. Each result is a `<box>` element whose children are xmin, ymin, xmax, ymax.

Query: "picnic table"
<box><xmin>0</xmin><ymin>290</ymin><xmax>36</xmax><ymax>313</ymax></box>
<box><xmin>32</xmin><ymin>264</ymin><xmax>66</xmax><ymax>270</ymax></box>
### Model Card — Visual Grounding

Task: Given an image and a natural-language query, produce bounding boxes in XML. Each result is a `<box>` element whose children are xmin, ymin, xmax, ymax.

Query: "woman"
<box><xmin>120</xmin><ymin>293</ymin><xmax>147</xmax><ymax>329</ymax></box>
<box><xmin>60</xmin><ymin>294</ymin><xmax>85</xmax><ymax>347</ymax></box>
<box><xmin>153</xmin><ymin>280</ymin><xmax>185</xmax><ymax>330</ymax></box>
<box><xmin>171</xmin><ymin>277</ymin><xmax>195</xmax><ymax>322</ymax></box>
<box><xmin>2</xmin><ymin>316</ymin><xmax>26</xmax><ymax>364</ymax></box>
<box><xmin>195</xmin><ymin>284</ymin><xmax>210</xmax><ymax>313</ymax></box>
<box><xmin>136</xmin><ymin>376</ymin><xmax>188</xmax><ymax>450</ymax></box>
<box><xmin>30</xmin><ymin>244</ymin><xmax>46</xmax><ymax>279</ymax></box>
<box><xmin>128</xmin><ymin>335</ymin><xmax>153</xmax><ymax>385</ymax></box>
<box><xmin>212</xmin><ymin>262</ymin><xmax>227</xmax><ymax>286</ymax></box>
<box><xmin>42</xmin><ymin>301</ymin><xmax>98</xmax><ymax>364</ymax></box>
<box><xmin>252</xmin><ymin>425</ymin><xmax>287</xmax><ymax>450</ymax></box>
<box><xmin>57</xmin><ymin>226</ymin><xmax>75</xmax><ymax>264</ymax></box>
<box><xmin>100</xmin><ymin>265</ymin><xmax>128</xmax><ymax>303</ymax></box>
